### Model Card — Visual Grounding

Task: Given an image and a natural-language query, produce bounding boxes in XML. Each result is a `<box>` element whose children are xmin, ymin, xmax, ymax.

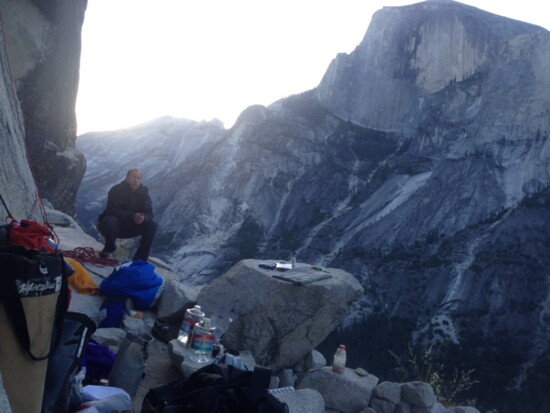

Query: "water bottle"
<box><xmin>179</xmin><ymin>305</ymin><xmax>205</xmax><ymax>345</ymax></box>
<box><xmin>210</xmin><ymin>314</ymin><xmax>233</xmax><ymax>358</ymax></box>
<box><xmin>332</xmin><ymin>344</ymin><xmax>346</xmax><ymax>374</ymax></box>
<box><xmin>189</xmin><ymin>318</ymin><xmax>216</xmax><ymax>363</ymax></box>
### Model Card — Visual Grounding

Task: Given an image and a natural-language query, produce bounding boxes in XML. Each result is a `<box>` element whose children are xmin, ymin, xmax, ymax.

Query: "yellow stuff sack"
<box><xmin>65</xmin><ymin>257</ymin><xmax>98</xmax><ymax>294</ymax></box>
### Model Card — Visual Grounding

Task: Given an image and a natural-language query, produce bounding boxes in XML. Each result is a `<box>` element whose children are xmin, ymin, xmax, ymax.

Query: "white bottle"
<box><xmin>332</xmin><ymin>344</ymin><xmax>346</xmax><ymax>374</ymax></box>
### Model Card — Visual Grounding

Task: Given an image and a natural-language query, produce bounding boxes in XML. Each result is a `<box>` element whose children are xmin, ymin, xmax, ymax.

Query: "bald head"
<box><xmin>125</xmin><ymin>168</ymin><xmax>142</xmax><ymax>191</ymax></box>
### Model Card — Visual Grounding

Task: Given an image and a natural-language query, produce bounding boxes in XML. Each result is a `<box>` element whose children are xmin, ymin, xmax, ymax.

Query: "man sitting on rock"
<box><xmin>98</xmin><ymin>168</ymin><xmax>158</xmax><ymax>261</ymax></box>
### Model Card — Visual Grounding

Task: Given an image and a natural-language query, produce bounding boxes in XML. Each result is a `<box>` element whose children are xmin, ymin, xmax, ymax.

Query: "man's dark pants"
<box><xmin>98</xmin><ymin>216</ymin><xmax>158</xmax><ymax>260</ymax></box>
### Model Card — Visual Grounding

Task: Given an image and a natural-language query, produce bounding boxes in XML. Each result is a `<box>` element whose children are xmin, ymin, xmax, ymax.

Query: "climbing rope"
<box><xmin>0</xmin><ymin>192</ymin><xmax>15</xmax><ymax>222</ymax></box>
<box><xmin>61</xmin><ymin>247</ymin><xmax>119</xmax><ymax>267</ymax></box>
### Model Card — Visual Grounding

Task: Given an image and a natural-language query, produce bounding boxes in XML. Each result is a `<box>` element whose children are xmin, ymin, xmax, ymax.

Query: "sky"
<box><xmin>75</xmin><ymin>0</ymin><xmax>550</xmax><ymax>135</ymax></box>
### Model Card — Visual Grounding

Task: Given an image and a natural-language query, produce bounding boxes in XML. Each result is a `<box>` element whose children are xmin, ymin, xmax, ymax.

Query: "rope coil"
<box><xmin>61</xmin><ymin>246</ymin><xmax>119</xmax><ymax>267</ymax></box>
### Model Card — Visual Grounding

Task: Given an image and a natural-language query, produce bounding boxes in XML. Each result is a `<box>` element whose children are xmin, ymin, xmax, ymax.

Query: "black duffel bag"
<box><xmin>142</xmin><ymin>363</ymin><xmax>289</xmax><ymax>413</ymax></box>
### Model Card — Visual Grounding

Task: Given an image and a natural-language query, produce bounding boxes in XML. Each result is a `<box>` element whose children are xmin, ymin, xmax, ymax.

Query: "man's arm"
<box><xmin>137</xmin><ymin>186</ymin><xmax>154</xmax><ymax>223</ymax></box>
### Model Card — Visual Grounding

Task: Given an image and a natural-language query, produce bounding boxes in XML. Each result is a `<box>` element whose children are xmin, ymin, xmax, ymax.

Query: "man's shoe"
<box><xmin>99</xmin><ymin>250</ymin><xmax>111</xmax><ymax>259</ymax></box>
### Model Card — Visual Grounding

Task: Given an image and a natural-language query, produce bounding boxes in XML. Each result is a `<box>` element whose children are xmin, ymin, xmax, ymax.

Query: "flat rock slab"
<box><xmin>197</xmin><ymin>259</ymin><xmax>363</xmax><ymax>370</ymax></box>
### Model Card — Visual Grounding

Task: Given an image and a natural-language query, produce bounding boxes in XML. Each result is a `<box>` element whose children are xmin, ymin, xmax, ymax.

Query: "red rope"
<box><xmin>61</xmin><ymin>247</ymin><xmax>119</xmax><ymax>267</ymax></box>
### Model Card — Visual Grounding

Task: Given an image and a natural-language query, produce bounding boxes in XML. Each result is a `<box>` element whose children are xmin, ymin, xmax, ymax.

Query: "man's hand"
<box><xmin>134</xmin><ymin>212</ymin><xmax>145</xmax><ymax>225</ymax></box>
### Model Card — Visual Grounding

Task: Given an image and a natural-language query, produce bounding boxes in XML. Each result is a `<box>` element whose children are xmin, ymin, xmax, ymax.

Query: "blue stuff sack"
<box><xmin>80</xmin><ymin>339</ymin><xmax>117</xmax><ymax>383</ymax></box>
<box><xmin>100</xmin><ymin>260</ymin><xmax>163</xmax><ymax>310</ymax></box>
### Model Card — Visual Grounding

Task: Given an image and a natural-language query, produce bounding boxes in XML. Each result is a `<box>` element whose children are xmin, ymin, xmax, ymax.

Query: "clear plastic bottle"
<box><xmin>211</xmin><ymin>314</ymin><xmax>233</xmax><ymax>358</ymax></box>
<box><xmin>179</xmin><ymin>305</ymin><xmax>205</xmax><ymax>345</ymax></box>
<box><xmin>332</xmin><ymin>344</ymin><xmax>346</xmax><ymax>374</ymax></box>
<box><xmin>189</xmin><ymin>318</ymin><xmax>216</xmax><ymax>363</ymax></box>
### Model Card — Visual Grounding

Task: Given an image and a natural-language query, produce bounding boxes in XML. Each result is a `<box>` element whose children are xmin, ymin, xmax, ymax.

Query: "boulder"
<box><xmin>298</xmin><ymin>349</ymin><xmax>327</xmax><ymax>372</ymax></box>
<box><xmin>412</xmin><ymin>401</ymin><xmax>447</xmax><ymax>413</ymax></box>
<box><xmin>373</xmin><ymin>381</ymin><xmax>401</xmax><ymax>404</ymax></box>
<box><xmin>152</xmin><ymin>277</ymin><xmax>202</xmax><ymax>343</ymax></box>
<box><xmin>156</xmin><ymin>279</ymin><xmax>199</xmax><ymax>321</ymax></box>
<box><xmin>395</xmin><ymin>403</ymin><xmax>414</xmax><ymax>413</ymax></box>
<box><xmin>296</xmin><ymin>366</ymin><xmax>379</xmax><ymax>413</ymax></box>
<box><xmin>196</xmin><ymin>259</ymin><xmax>363</xmax><ymax>370</ymax></box>
<box><xmin>370</xmin><ymin>381</ymin><xmax>401</xmax><ymax>413</ymax></box>
<box><xmin>394</xmin><ymin>402</ymin><xmax>413</xmax><ymax>413</ymax></box>
<box><xmin>273</xmin><ymin>388</ymin><xmax>325</xmax><ymax>413</ymax></box>
<box><xmin>370</xmin><ymin>396</ymin><xmax>396</xmax><ymax>413</ymax></box>
<box><xmin>401</xmin><ymin>382</ymin><xmax>436</xmax><ymax>408</ymax></box>
<box><xmin>277</xmin><ymin>368</ymin><xmax>296</xmax><ymax>388</ymax></box>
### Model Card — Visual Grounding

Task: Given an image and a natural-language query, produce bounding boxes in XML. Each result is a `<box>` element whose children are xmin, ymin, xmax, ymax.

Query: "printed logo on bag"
<box><xmin>16</xmin><ymin>275</ymin><xmax>62</xmax><ymax>297</ymax></box>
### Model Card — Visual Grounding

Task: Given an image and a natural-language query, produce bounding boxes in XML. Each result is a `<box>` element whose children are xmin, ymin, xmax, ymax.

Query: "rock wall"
<box><xmin>0</xmin><ymin>0</ymin><xmax>87</xmax><ymax>215</ymax></box>
<box><xmin>0</xmin><ymin>14</ymin><xmax>37</xmax><ymax>220</ymax></box>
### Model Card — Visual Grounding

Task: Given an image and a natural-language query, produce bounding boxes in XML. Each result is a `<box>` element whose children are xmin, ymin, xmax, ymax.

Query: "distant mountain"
<box><xmin>76</xmin><ymin>2</ymin><xmax>550</xmax><ymax>411</ymax></box>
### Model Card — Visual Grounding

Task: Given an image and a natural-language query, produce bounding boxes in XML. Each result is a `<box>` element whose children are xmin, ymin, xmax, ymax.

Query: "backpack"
<box><xmin>41</xmin><ymin>312</ymin><xmax>96</xmax><ymax>413</ymax></box>
<box><xmin>141</xmin><ymin>363</ymin><xmax>289</xmax><ymax>413</ymax></box>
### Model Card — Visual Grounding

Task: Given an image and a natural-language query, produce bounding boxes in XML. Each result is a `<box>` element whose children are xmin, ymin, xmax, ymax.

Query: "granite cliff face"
<box><xmin>316</xmin><ymin>1</ymin><xmax>548</xmax><ymax>138</ymax></box>
<box><xmin>0</xmin><ymin>0</ymin><xmax>87</xmax><ymax>215</ymax></box>
<box><xmin>75</xmin><ymin>2</ymin><xmax>550</xmax><ymax>411</ymax></box>
<box><xmin>0</xmin><ymin>20</ymin><xmax>37</xmax><ymax>220</ymax></box>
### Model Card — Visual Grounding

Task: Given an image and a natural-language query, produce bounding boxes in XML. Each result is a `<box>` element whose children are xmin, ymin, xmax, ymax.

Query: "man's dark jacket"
<box><xmin>98</xmin><ymin>180</ymin><xmax>154</xmax><ymax>224</ymax></box>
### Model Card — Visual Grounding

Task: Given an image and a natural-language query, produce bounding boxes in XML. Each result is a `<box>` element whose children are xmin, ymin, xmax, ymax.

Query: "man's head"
<box><xmin>125</xmin><ymin>168</ymin><xmax>142</xmax><ymax>191</ymax></box>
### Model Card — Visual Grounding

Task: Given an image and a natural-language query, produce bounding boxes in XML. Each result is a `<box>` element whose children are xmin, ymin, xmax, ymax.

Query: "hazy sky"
<box><xmin>76</xmin><ymin>0</ymin><xmax>550</xmax><ymax>135</ymax></box>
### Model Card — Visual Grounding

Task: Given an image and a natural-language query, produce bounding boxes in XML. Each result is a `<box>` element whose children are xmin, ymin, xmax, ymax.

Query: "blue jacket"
<box><xmin>100</xmin><ymin>261</ymin><xmax>163</xmax><ymax>310</ymax></box>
